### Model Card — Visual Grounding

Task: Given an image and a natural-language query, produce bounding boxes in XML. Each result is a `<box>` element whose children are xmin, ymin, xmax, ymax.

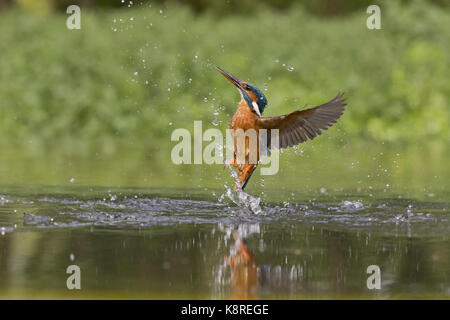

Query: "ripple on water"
<box><xmin>0</xmin><ymin>191</ymin><xmax>447</xmax><ymax>236</ymax></box>
<box><xmin>0</xmin><ymin>195</ymin><xmax>12</xmax><ymax>205</ymax></box>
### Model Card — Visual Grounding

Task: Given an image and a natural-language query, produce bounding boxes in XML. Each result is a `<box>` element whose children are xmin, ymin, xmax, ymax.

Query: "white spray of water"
<box><xmin>219</xmin><ymin>164</ymin><xmax>263</xmax><ymax>215</ymax></box>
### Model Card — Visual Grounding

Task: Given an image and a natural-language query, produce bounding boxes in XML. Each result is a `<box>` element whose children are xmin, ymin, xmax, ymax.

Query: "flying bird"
<box><xmin>216</xmin><ymin>66</ymin><xmax>347</xmax><ymax>190</ymax></box>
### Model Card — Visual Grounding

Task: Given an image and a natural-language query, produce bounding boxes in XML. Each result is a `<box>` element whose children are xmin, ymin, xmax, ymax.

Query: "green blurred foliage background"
<box><xmin>0</xmin><ymin>0</ymin><xmax>448</xmax><ymax>189</ymax></box>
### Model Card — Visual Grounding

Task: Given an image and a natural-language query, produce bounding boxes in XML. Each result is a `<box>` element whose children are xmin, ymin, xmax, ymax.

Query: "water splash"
<box><xmin>0</xmin><ymin>195</ymin><xmax>12</xmax><ymax>205</ymax></box>
<box><xmin>0</xmin><ymin>187</ymin><xmax>447</xmax><ymax>236</ymax></box>
<box><xmin>221</xmin><ymin>164</ymin><xmax>263</xmax><ymax>215</ymax></box>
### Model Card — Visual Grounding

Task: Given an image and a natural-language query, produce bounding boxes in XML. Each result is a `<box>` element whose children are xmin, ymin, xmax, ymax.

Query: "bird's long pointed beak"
<box><xmin>216</xmin><ymin>66</ymin><xmax>243</xmax><ymax>89</ymax></box>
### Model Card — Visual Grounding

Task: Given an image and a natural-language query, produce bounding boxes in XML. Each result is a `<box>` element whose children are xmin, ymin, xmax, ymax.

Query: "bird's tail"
<box><xmin>234</xmin><ymin>164</ymin><xmax>257</xmax><ymax>191</ymax></box>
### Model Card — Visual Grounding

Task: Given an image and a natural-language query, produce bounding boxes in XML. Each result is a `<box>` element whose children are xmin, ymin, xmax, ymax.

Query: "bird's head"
<box><xmin>216</xmin><ymin>66</ymin><xmax>267</xmax><ymax>117</ymax></box>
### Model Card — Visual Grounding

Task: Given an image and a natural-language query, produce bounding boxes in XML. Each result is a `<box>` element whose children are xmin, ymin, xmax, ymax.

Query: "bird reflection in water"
<box><xmin>226</xmin><ymin>232</ymin><xmax>258</xmax><ymax>299</ymax></box>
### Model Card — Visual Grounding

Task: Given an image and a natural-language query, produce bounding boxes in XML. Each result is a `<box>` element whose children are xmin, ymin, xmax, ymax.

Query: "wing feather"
<box><xmin>257</xmin><ymin>92</ymin><xmax>346</xmax><ymax>149</ymax></box>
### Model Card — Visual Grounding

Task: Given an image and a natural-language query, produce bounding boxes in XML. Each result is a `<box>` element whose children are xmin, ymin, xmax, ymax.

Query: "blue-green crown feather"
<box><xmin>242</xmin><ymin>83</ymin><xmax>268</xmax><ymax>115</ymax></box>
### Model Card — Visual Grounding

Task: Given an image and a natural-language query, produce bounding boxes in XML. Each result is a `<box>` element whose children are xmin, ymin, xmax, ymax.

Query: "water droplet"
<box><xmin>212</xmin><ymin>112</ymin><xmax>219</xmax><ymax>126</ymax></box>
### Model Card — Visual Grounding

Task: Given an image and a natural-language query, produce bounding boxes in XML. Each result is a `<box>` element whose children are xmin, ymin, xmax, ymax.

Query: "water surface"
<box><xmin>0</xmin><ymin>186</ymin><xmax>448</xmax><ymax>299</ymax></box>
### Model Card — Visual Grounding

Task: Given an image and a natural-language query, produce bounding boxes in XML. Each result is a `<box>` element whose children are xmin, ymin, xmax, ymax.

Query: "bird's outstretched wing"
<box><xmin>256</xmin><ymin>92</ymin><xmax>346</xmax><ymax>149</ymax></box>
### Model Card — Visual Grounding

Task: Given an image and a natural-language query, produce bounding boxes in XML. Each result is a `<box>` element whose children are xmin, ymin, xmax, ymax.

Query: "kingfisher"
<box><xmin>216</xmin><ymin>66</ymin><xmax>347</xmax><ymax>191</ymax></box>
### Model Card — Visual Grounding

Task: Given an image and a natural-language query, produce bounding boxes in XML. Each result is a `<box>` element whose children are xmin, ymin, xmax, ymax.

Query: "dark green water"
<box><xmin>0</xmin><ymin>185</ymin><xmax>448</xmax><ymax>299</ymax></box>
<box><xmin>0</xmin><ymin>142</ymin><xmax>449</xmax><ymax>298</ymax></box>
